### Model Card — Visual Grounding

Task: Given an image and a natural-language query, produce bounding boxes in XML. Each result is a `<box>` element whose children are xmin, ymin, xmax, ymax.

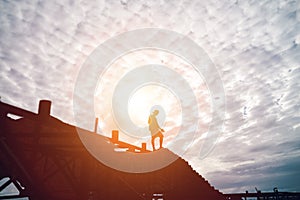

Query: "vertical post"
<box><xmin>94</xmin><ymin>118</ymin><xmax>99</xmax><ymax>133</ymax></box>
<box><xmin>141</xmin><ymin>143</ymin><xmax>147</xmax><ymax>152</ymax></box>
<box><xmin>38</xmin><ymin>100</ymin><xmax>51</xmax><ymax>118</ymax></box>
<box><xmin>111</xmin><ymin>130</ymin><xmax>119</xmax><ymax>143</ymax></box>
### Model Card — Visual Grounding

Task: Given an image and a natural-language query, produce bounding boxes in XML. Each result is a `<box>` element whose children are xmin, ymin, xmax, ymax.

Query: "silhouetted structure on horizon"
<box><xmin>0</xmin><ymin>100</ymin><xmax>225</xmax><ymax>200</ymax></box>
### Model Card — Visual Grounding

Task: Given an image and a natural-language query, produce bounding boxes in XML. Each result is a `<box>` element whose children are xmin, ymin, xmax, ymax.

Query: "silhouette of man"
<box><xmin>148</xmin><ymin>110</ymin><xmax>164</xmax><ymax>151</ymax></box>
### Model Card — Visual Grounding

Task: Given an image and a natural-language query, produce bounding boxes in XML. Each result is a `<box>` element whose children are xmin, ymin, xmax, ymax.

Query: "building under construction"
<box><xmin>1</xmin><ymin>100</ymin><xmax>299</xmax><ymax>200</ymax></box>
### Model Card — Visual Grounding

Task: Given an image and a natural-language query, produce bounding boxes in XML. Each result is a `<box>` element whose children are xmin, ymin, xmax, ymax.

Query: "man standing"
<box><xmin>148</xmin><ymin>110</ymin><xmax>164</xmax><ymax>151</ymax></box>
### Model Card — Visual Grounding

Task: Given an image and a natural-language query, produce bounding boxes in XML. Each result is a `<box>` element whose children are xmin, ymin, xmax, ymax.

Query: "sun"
<box><xmin>128</xmin><ymin>84</ymin><xmax>181</xmax><ymax>129</ymax></box>
<box><xmin>93</xmin><ymin>49</ymin><xmax>207</xmax><ymax>143</ymax></box>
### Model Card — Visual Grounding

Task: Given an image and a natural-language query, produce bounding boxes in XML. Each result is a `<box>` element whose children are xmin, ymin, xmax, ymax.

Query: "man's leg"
<box><xmin>159</xmin><ymin>132</ymin><xmax>164</xmax><ymax>149</ymax></box>
<box><xmin>151</xmin><ymin>136</ymin><xmax>156</xmax><ymax>151</ymax></box>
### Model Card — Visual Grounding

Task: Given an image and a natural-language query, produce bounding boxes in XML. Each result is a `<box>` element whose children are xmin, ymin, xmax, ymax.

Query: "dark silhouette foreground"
<box><xmin>0</xmin><ymin>100</ymin><xmax>224</xmax><ymax>200</ymax></box>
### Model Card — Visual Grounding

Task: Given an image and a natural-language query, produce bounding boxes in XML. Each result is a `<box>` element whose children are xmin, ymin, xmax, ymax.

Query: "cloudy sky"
<box><xmin>1</xmin><ymin>0</ymin><xmax>300</xmax><ymax>195</ymax></box>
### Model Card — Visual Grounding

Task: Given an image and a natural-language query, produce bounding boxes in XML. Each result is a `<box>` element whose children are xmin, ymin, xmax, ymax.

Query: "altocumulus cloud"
<box><xmin>0</xmin><ymin>0</ymin><xmax>300</xmax><ymax>194</ymax></box>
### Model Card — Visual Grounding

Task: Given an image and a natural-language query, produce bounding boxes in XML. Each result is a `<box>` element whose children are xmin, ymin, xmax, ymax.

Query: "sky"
<box><xmin>1</xmin><ymin>0</ymin><xmax>300</xmax><ymax>195</ymax></box>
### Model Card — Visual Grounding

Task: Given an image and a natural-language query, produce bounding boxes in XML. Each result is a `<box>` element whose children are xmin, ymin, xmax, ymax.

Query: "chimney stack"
<box><xmin>38</xmin><ymin>100</ymin><xmax>51</xmax><ymax>117</ymax></box>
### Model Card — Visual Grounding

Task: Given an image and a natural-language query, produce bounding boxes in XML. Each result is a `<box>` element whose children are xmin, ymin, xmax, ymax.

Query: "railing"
<box><xmin>109</xmin><ymin>130</ymin><xmax>151</xmax><ymax>153</ymax></box>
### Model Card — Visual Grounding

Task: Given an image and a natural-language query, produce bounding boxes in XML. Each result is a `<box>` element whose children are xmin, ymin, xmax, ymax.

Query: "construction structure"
<box><xmin>1</xmin><ymin>100</ymin><xmax>300</xmax><ymax>200</ymax></box>
<box><xmin>0</xmin><ymin>100</ymin><xmax>224</xmax><ymax>200</ymax></box>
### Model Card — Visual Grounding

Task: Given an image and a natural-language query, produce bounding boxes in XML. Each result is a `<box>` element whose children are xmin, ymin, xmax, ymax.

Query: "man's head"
<box><xmin>152</xmin><ymin>109</ymin><xmax>159</xmax><ymax>116</ymax></box>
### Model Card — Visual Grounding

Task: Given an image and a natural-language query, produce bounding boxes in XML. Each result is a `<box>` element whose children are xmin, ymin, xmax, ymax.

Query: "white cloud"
<box><xmin>0</xmin><ymin>0</ymin><xmax>299</xmax><ymax>194</ymax></box>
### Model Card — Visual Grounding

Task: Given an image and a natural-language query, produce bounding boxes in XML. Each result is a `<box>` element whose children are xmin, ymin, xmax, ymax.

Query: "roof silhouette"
<box><xmin>0</xmin><ymin>100</ymin><xmax>225</xmax><ymax>200</ymax></box>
